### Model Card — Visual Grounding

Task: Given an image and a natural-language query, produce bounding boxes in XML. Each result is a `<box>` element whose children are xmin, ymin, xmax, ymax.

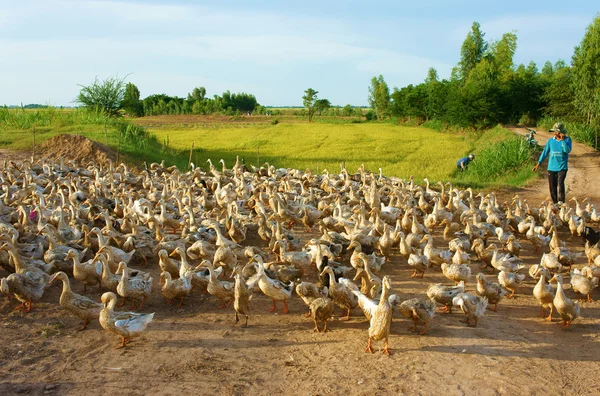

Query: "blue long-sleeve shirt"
<box><xmin>457</xmin><ymin>157</ymin><xmax>471</xmax><ymax>169</ymax></box>
<box><xmin>537</xmin><ymin>136</ymin><xmax>572</xmax><ymax>171</ymax></box>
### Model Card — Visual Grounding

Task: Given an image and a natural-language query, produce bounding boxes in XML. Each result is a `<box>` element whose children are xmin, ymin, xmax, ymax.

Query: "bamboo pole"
<box><xmin>116</xmin><ymin>129</ymin><xmax>122</xmax><ymax>164</ymax></box>
<box><xmin>188</xmin><ymin>143</ymin><xmax>194</xmax><ymax>169</ymax></box>
<box><xmin>32</xmin><ymin>126</ymin><xmax>36</xmax><ymax>162</ymax></box>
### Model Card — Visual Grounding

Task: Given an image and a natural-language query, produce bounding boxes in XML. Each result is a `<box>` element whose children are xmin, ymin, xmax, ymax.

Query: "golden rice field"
<box><xmin>149</xmin><ymin>123</ymin><xmax>511</xmax><ymax>181</ymax></box>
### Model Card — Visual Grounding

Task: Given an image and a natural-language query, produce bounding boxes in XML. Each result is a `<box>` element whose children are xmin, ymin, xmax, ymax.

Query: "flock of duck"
<box><xmin>1</xmin><ymin>156</ymin><xmax>599</xmax><ymax>354</ymax></box>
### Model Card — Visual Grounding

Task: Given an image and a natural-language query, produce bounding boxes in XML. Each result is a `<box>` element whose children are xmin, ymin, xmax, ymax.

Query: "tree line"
<box><xmin>366</xmin><ymin>16</ymin><xmax>600</xmax><ymax>136</ymax></box>
<box><xmin>77</xmin><ymin>77</ymin><xmax>264</xmax><ymax>117</ymax></box>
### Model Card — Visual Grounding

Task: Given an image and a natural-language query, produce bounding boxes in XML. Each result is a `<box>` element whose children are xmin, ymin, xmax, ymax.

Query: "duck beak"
<box><xmin>169</xmin><ymin>251</ymin><xmax>177</xmax><ymax>257</ymax></box>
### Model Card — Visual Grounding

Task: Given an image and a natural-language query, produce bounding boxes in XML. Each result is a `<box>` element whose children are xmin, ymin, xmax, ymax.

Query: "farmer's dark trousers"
<box><xmin>548</xmin><ymin>170</ymin><xmax>567</xmax><ymax>204</ymax></box>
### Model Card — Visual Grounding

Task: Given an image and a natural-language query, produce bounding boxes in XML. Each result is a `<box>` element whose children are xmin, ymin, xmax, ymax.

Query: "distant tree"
<box><xmin>76</xmin><ymin>75</ymin><xmax>127</xmax><ymax>117</ymax></box>
<box><xmin>302</xmin><ymin>88</ymin><xmax>319</xmax><ymax>122</ymax></box>
<box><xmin>122</xmin><ymin>82</ymin><xmax>143</xmax><ymax>117</ymax></box>
<box><xmin>457</xmin><ymin>22</ymin><xmax>489</xmax><ymax>81</ymax></box>
<box><xmin>187</xmin><ymin>87</ymin><xmax>206</xmax><ymax>102</ymax></box>
<box><xmin>571</xmin><ymin>14</ymin><xmax>600</xmax><ymax>123</ymax></box>
<box><xmin>368</xmin><ymin>75</ymin><xmax>390</xmax><ymax>120</ymax></box>
<box><xmin>314</xmin><ymin>99</ymin><xmax>331</xmax><ymax>116</ymax></box>
<box><xmin>342</xmin><ymin>104</ymin><xmax>354</xmax><ymax>116</ymax></box>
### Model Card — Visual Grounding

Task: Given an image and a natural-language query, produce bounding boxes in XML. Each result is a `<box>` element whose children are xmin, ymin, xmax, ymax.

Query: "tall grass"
<box><xmin>455</xmin><ymin>136</ymin><xmax>539</xmax><ymax>187</ymax></box>
<box><xmin>0</xmin><ymin>106</ymin><xmax>111</xmax><ymax>129</ymax></box>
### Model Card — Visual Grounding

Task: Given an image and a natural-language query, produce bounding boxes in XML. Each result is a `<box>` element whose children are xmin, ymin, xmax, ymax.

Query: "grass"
<box><xmin>0</xmin><ymin>107</ymin><xmax>538</xmax><ymax>187</ymax></box>
<box><xmin>146</xmin><ymin>122</ymin><xmax>530</xmax><ymax>186</ymax></box>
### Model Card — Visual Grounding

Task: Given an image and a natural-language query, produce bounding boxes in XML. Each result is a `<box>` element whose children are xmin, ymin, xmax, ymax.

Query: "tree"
<box><xmin>457</xmin><ymin>22</ymin><xmax>489</xmax><ymax>81</ymax></box>
<box><xmin>314</xmin><ymin>99</ymin><xmax>331</xmax><ymax>116</ymax></box>
<box><xmin>122</xmin><ymin>82</ymin><xmax>143</xmax><ymax>117</ymax></box>
<box><xmin>302</xmin><ymin>88</ymin><xmax>319</xmax><ymax>122</ymax></box>
<box><xmin>341</xmin><ymin>104</ymin><xmax>354</xmax><ymax>116</ymax></box>
<box><xmin>368</xmin><ymin>75</ymin><xmax>390</xmax><ymax>120</ymax></box>
<box><xmin>76</xmin><ymin>75</ymin><xmax>127</xmax><ymax>117</ymax></box>
<box><xmin>187</xmin><ymin>87</ymin><xmax>206</xmax><ymax>102</ymax></box>
<box><xmin>543</xmin><ymin>65</ymin><xmax>576</xmax><ymax>119</ymax></box>
<box><xmin>571</xmin><ymin>14</ymin><xmax>600</xmax><ymax>124</ymax></box>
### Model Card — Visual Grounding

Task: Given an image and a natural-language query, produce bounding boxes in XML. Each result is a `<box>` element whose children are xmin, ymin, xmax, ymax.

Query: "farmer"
<box><xmin>457</xmin><ymin>153</ymin><xmax>475</xmax><ymax>171</ymax></box>
<box><xmin>532</xmin><ymin>122</ymin><xmax>572</xmax><ymax>204</ymax></box>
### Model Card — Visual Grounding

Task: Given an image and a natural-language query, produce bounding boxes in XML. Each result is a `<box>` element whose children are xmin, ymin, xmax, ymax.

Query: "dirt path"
<box><xmin>508</xmin><ymin>126</ymin><xmax>600</xmax><ymax>204</ymax></box>
<box><xmin>1</xmin><ymin>136</ymin><xmax>600</xmax><ymax>395</ymax></box>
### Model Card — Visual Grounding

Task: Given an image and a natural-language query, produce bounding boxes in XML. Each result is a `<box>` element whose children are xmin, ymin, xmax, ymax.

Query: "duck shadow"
<box><xmin>153</xmin><ymin>337</ymin><xmax>340</xmax><ymax>350</ymax></box>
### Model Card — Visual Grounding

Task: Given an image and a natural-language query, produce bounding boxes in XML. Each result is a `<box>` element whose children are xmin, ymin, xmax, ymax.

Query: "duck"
<box><xmin>441</xmin><ymin>262</ymin><xmax>471</xmax><ymax>285</ymax></box>
<box><xmin>420</xmin><ymin>234</ymin><xmax>452</xmax><ymax>267</ymax></box>
<box><xmin>498</xmin><ymin>271</ymin><xmax>525</xmax><ymax>299</ymax></box>
<box><xmin>273</xmin><ymin>240</ymin><xmax>311</xmax><ymax>268</ymax></box>
<box><xmin>505</xmin><ymin>235</ymin><xmax>521</xmax><ymax>257</ymax></box>
<box><xmin>353</xmin><ymin>253</ymin><xmax>382</xmax><ymax>298</ymax></box>
<box><xmin>296</xmin><ymin>281</ymin><xmax>328</xmax><ymax>317</ymax></box>
<box><xmin>551</xmin><ymin>245</ymin><xmax>575</xmax><ymax>270</ymax></box>
<box><xmin>0</xmin><ymin>272</ymin><xmax>46</xmax><ymax>313</ymax></box>
<box><xmin>50</xmin><ymin>271</ymin><xmax>102</xmax><ymax>330</ymax></box>
<box><xmin>570</xmin><ymin>269</ymin><xmax>598</xmax><ymax>302</ymax></box>
<box><xmin>309</xmin><ymin>296</ymin><xmax>335</xmax><ymax>333</ymax></box>
<box><xmin>397</xmin><ymin>297</ymin><xmax>436</xmax><ymax>335</ymax></box>
<box><xmin>549</xmin><ymin>274</ymin><xmax>580</xmax><ymax>328</ymax></box>
<box><xmin>453</xmin><ymin>292</ymin><xmax>488</xmax><ymax>327</ymax></box>
<box><xmin>489</xmin><ymin>244</ymin><xmax>523</xmax><ymax>273</ymax></box>
<box><xmin>253</xmin><ymin>255</ymin><xmax>294</xmax><ymax>314</ymax></box>
<box><xmin>452</xmin><ymin>245</ymin><xmax>470</xmax><ymax>266</ymax></box>
<box><xmin>96</xmin><ymin>253</ymin><xmax>120</xmax><ymax>293</ymax></box>
<box><xmin>67</xmin><ymin>249</ymin><xmax>102</xmax><ymax>293</ymax></box>
<box><xmin>116</xmin><ymin>262</ymin><xmax>153</xmax><ymax>310</ymax></box>
<box><xmin>201</xmin><ymin>259</ymin><xmax>234</xmax><ymax>308</ymax></box>
<box><xmin>475</xmin><ymin>273</ymin><xmax>507</xmax><ymax>311</ymax></box>
<box><xmin>99</xmin><ymin>292</ymin><xmax>154</xmax><ymax>348</ymax></box>
<box><xmin>160</xmin><ymin>271</ymin><xmax>192</xmax><ymax>307</ymax></box>
<box><xmin>526</xmin><ymin>222</ymin><xmax>551</xmax><ymax>252</ymax></box>
<box><xmin>408</xmin><ymin>250</ymin><xmax>430</xmax><ymax>278</ymax></box>
<box><xmin>540</xmin><ymin>253</ymin><xmax>563</xmax><ymax>274</ymax></box>
<box><xmin>533</xmin><ymin>270</ymin><xmax>555</xmax><ymax>321</ymax></box>
<box><xmin>471</xmin><ymin>239</ymin><xmax>494</xmax><ymax>270</ymax></box>
<box><xmin>320</xmin><ymin>266</ymin><xmax>358</xmax><ymax>320</ymax></box>
<box><xmin>360</xmin><ymin>276</ymin><xmax>394</xmax><ymax>355</ymax></box>
<box><xmin>233</xmin><ymin>267</ymin><xmax>251</xmax><ymax>327</ymax></box>
<box><xmin>158</xmin><ymin>249</ymin><xmax>180</xmax><ymax>278</ymax></box>
<box><xmin>428</xmin><ymin>273</ymin><xmax>466</xmax><ymax>311</ymax></box>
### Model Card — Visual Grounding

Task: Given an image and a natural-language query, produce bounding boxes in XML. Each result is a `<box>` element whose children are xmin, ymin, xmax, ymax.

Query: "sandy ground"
<box><xmin>1</xmin><ymin>130</ymin><xmax>600</xmax><ymax>396</ymax></box>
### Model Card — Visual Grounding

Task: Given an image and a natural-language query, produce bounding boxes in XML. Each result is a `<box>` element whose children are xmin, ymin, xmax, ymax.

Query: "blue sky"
<box><xmin>1</xmin><ymin>0</ymin><xmax>597</xmax><ymax>107</ymax></box>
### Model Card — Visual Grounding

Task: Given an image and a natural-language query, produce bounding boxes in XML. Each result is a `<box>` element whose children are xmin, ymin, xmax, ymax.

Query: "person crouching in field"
<box><xmin>457</xmin><ymin>153</ymin><xmax>475</xmax><ymax>171</ymax></box>
<box><xmin>532</xmin><ymin>122</ymin><xmax>572</xmax><ymax>204</ymax></box>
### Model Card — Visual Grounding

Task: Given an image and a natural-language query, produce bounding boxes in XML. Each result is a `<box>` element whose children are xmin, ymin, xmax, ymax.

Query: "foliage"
<box><xmin>458</xmin><ymin>136</ymin><xmax>538</xmax><ymax>180</ymax></box>
<box><xmin>571</xmin><ymin>14</ymin><xmax>600</xmax><ymax>124</ymax></box>
<box><xmin>368</xmin><ymin>75</ymin><xmax>390</xmax><ymax>120</ymax></box>
<box><xmin>122</xmin><ymin>83</ymin><xmax>144</xmax><ymax>117</ymax></box>
<box><xmin>76</xmin><ymin>76</ymin><xmax>127</xmax><ymax>117</ymax></box>
<box><xmin>456</xmin><ymin>22</ymin><xmax>489</xmax><ymax>80</ymax></box>
<box><xmin>542</xmin><ymin>62</ymin><xmax>575</xmax><ymax>119</ymax></box>
<box><xmin>314</xmin><ymin>99</ymin><xmax>331</xmax><ymax>116</ymax></box>
<box><xmin>302</xmin><ymin>88</ymin><xmax>319</xmax><ymax>122</ymax></box>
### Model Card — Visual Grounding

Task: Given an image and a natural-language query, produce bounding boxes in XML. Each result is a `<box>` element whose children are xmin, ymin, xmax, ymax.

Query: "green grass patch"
<box><xmin>0</xmin><ymin>109</ymin><xmax>538</xmax><ymax>187</ymax></box>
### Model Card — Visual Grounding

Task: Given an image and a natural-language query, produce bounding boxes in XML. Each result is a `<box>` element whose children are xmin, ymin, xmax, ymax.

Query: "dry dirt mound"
<box><xmin>39</xmin><ymin>134</ymin><xmax>117</xmax><ymax>165</ymax></box>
